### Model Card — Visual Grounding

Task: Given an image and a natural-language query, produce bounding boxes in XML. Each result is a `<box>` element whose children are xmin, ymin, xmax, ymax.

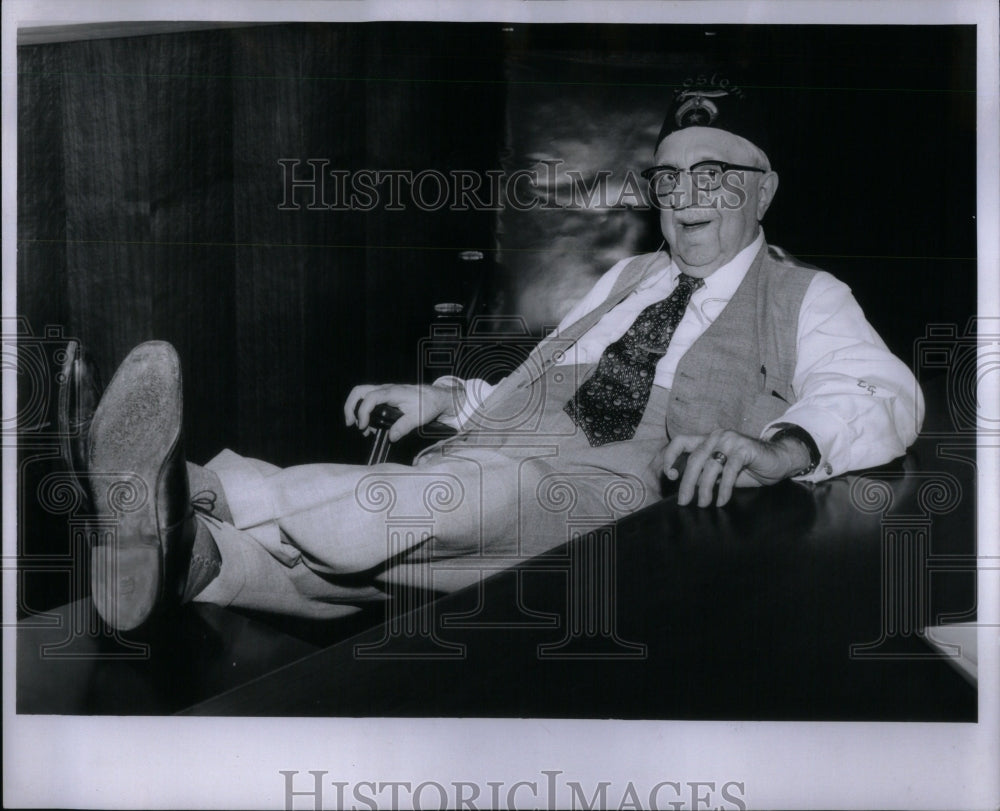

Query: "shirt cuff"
<box><xmin>431</xmin><ymin>375</ymin><xmax>496</xmax><ymax>431</ymax></box>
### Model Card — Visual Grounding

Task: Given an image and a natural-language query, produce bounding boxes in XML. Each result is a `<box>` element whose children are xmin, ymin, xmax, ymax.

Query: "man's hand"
<box><xmin>654</xmin><ymin>428</ymin><xmax>813</xmax><ymax>508</ymax></box>
<box><xmin>344</xmin><ymin>383</ymin><xmax>458</xmax><ymax>443</ymax></box>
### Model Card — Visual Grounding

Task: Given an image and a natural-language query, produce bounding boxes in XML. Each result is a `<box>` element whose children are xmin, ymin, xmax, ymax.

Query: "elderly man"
<box><xmin>69</xmin><ymin>79</ymin><xmax>923</xmax><ymax>630</ymax></box>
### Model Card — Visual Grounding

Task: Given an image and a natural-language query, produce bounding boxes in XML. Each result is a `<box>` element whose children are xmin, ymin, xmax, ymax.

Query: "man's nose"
<box><xmin>667</xmin><ymin>172</ymin><xmax>699</xmax><ymax>210</ymax></box>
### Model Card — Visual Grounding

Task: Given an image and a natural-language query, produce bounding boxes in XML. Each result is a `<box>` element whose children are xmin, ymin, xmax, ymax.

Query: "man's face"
<box><xmin>653</xmin><ymin>127</ymin><xmax>778</xmax><ymax>278</ymax></box>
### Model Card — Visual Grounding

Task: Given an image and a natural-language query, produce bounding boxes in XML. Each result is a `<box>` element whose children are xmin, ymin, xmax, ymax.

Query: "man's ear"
<box><xmin>756</xmin><ymin>171</ymin><xmax>779</xmax><ymax>221</ymax></box>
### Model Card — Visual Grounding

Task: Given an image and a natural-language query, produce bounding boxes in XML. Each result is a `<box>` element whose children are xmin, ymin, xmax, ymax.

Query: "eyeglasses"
<box><xmin>640</xmin><ymin>160</ymin><xmax>766</xmax><ymax>200</ymax></box>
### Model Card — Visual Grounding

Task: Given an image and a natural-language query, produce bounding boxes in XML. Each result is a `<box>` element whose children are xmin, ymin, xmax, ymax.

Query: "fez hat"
<box><xmin>655</xmin><ymin>73</ymin><xmax>770</xmax><ymax>156</ymax></box>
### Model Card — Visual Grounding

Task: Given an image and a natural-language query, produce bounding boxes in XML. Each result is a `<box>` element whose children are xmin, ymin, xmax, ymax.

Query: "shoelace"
<box><xmin>191</xmin><ymin>489</ymin><xmax>218</xmax><ymax>516</ymax></box>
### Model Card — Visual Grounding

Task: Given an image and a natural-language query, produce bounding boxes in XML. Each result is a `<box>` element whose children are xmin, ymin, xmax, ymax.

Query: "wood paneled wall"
<box><xmin>16</xmin><ymin>23</ymin><xmax>504</xmax><ymax>613</ymax></box>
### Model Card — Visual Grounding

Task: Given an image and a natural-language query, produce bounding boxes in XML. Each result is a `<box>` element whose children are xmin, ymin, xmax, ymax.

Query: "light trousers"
<box><xmin>195</xmin><ymin>370</ymin><xmax>671</xmax><ymax>618</ymax></box>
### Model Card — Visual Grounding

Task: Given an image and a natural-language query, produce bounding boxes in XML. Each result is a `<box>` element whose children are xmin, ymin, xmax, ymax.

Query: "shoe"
<box><xmin>87</xmin><ymin>341</ymin><xmax>195</xmax><ymax>631</ymax></box>
<box><xmin>57</xmin><ymin>340</ymin><xmax>103</xmax><ymax>509</ymax></box>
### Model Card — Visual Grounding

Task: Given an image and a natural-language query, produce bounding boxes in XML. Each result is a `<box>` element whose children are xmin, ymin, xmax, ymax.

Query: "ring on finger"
<box><xmin>711</xmin><ymin>450</ymin><xmax>729</xmax><ymax>466</ymax></box>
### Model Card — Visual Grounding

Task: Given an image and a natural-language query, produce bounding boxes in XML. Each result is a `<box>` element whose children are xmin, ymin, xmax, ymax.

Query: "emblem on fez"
<box><xmin>674</xmin><ymin>87</ymin><xmax>729</xmax><ymax>127</ymax></box>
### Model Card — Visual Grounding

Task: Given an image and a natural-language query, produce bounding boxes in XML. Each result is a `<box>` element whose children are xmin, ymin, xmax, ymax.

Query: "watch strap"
<box><xmin>768</xmin><ymin>423</ymin><xmax>821</xmax><ymax>476</ymax></box>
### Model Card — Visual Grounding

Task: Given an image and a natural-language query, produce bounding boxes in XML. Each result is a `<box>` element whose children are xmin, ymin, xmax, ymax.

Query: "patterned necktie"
<box><xmin>564</xmin><ymin>273</ymin><xmax>704</xmax><ymax>446</ymax></box>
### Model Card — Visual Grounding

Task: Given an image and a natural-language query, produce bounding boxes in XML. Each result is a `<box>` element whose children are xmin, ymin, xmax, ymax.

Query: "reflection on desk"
<box><xmin>16</xmin><ymin>600</ymin><xmax>380</xmax><ymax>715</ymax></box>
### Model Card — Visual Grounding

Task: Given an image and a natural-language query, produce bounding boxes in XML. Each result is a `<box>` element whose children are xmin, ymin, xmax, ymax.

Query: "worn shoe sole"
<box><xmin>87</xmin><ymin>341</ymin><xmax>189</xmax><ymax>631</ymax></box>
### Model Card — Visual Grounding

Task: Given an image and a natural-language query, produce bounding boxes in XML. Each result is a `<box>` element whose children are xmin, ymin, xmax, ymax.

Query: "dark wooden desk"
<box><xmin>175</xmin><ymin>441</ymin><xmax>976</xmax><ymax>719</ymax></box>
<box><xmin>18</xmin><ymin>390</ymin><xmax>978</xmax><ymax>720</ymax></box>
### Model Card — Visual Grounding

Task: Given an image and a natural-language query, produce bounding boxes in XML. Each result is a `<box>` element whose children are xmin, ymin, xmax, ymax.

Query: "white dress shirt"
<box><xmin>438</xmin><ymin>231</ymin><xmax>925</xmax><ymax>483</ymax></box>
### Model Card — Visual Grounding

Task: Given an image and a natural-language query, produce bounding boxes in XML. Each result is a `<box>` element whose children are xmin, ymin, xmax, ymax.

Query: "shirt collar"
<box><xmin>667</xmin><ymin>229</ymin><xmax>765</xmax><ymax>298</ymax></box>
<box><xmin>636</xmin><ymin>230</ymin><xmax>765</xmax><ymax>295</ymax></box>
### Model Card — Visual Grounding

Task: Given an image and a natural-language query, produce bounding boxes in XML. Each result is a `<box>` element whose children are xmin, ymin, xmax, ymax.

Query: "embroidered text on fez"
<box><xmin>564</xmin><ymin>273</ymin><xmax>704</xmax><ymax>446</ymax></box>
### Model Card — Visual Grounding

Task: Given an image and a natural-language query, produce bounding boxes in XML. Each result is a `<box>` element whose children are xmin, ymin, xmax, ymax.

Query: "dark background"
<box><xmin>16</xmin><ymin>22</ymin><xmax>976</xmax><ymax>614</ymax></box>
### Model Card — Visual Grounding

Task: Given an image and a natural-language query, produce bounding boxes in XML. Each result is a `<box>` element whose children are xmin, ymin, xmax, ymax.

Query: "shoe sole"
<box><xmin>87</xmin><ymin>341</ymin><xmax>184</xmax><ymax>631</ymax></box>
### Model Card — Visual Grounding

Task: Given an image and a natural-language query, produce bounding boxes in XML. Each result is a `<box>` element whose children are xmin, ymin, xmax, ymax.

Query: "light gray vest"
<box><xmin>666</xmin><ymin>244</ymin><xmax>816</xmax><ymax>438</ymax></box>
<box><xmin>445</xmin><ymin>242</ymin><xmax>816</xmax><ymax>446</ymax></box>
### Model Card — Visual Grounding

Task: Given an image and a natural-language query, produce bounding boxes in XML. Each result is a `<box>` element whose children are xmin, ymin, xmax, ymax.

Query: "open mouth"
<box><xmin>679</xmin><ymin>219</ymin><xmax>712</xmax><ymax>232</ymax></box>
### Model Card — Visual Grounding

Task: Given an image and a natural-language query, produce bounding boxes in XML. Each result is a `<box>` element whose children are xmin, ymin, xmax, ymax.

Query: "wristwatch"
<box><xmin>768</xmin><ymin>423</ymin><xmax>821</xmax><ymax>477</ymax></box>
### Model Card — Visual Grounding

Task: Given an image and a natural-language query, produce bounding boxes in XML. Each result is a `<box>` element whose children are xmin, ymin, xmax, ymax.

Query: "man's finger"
<box><xmin>676</xmin><ymin>460</ymin><xmax>702</xmax><ymax>505</ymax></box>
<box><xmin>356</xmin><ymin>390</ymin><xmax>390</xmax><ymax>431</ymax></box>
<box><xmin>716</xmin><ymin>450</ymin><xmax>744</xmax><ymax>507</ymax></box>
<box><xmin>344</xmin><ymin>385</ymin><xmax>374</xmax><ymax>426</ymax></box>
<box><xmin>678</xmin><ymin>437</ymin><xmax>716</xmax><ymax>505</ymax></box>
<box><xmin>677</xmin><ymin>454</ymin><xmax>709</xmax><ymax>505</ymax></box>
<box><xmin>695</xmin><ymin>453</ymin><xmax>725</xmax><ymax>507</ymax></box>
<box><xmin>661</xmin><ymin>435</ymin><xmax>699</xmax><ymax>480</ymax></box>
<box><xmin>346</xmin><ymin>384</ymin><xmax>382</xmax><ymax>426</ymax></box>
<box><xmin>387</xmin><ymin>413</ymin><xmax>418</xmax><ymax>443</ymax></box>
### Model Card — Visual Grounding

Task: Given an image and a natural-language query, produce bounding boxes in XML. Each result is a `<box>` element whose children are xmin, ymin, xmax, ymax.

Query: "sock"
<box><xmin>182</xmin><ymin>517</ymin><xmax>222</xmax><ymax>602</ymax></box>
